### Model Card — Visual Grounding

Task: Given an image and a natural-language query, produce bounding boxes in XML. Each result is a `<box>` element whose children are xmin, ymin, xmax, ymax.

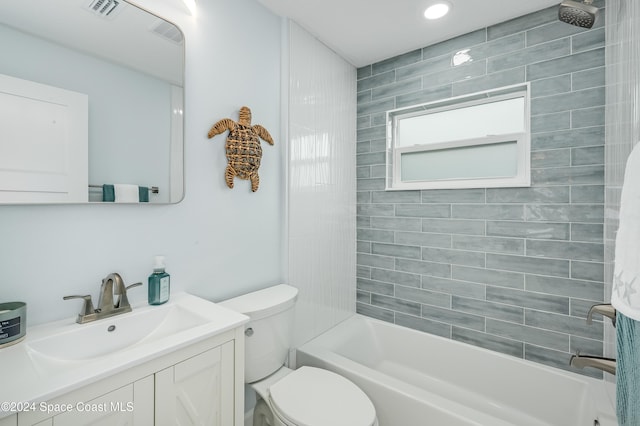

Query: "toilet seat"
<box><xmin>268</xmin><ymin>366</ymin><xmax>376</xmax><ymax>426</ymax></box>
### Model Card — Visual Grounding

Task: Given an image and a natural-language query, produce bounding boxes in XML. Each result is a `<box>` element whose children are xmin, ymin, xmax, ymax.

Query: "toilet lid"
<box><xmin>269</xmin><ymin>366</ymin><xmax>376</xmax><ymax>426</ymax></box>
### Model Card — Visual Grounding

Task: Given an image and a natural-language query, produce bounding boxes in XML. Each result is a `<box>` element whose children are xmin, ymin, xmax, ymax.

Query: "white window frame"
<box><xmin>386</xmin><ymin>84</ymin><xmax>531</xmax><ymax>191</ymax></box>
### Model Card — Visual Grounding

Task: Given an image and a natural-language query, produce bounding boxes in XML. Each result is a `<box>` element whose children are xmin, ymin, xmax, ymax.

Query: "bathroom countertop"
<box><xmin>0</xmin><ymin>292</ymin><xmax>248</xmax><ymax>419</ymax></box>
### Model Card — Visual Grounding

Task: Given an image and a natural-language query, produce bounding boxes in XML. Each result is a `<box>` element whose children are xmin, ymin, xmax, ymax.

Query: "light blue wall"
<box><xmin>0</xmin><ymin>0</ymin><xmax>285</xmax><ymax>325</ymax></box>
<box><xmin>356</xmin><ymin>5</ymin><xmax>606</xmax><ymax>377</ymax></box>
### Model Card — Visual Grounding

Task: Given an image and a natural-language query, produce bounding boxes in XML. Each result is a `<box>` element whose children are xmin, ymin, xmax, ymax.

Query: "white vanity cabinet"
<box><xmin>0</xmin><ymin>414</ymin><xmax>17</xmax><ymax>426</ymax></box>
<box><xmin>48</xmin><ymin>377</ymin><xmax>153</xmax><ymax>426</ymax></box>
<box><xmin>15</xmin><ymin>327</ymin><xmax>244</xmax><ymax>426</ymax></box>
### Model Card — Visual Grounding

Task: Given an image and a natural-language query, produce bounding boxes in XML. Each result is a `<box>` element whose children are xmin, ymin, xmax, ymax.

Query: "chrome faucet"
<box><xmin>570</xmin><ymin>352</ymin><xmax>616</xmax><ymax>375</ymax></box>
<box><xmin>569</xmin><ymin>303</ymin><xmax>617</xmax><ymax>375</ymax></box>
<box><xmin>587</xmin><ymin>303</ymin><xmax>616</xmax><ymax>327</ymax></box>
<box><xmin>64</xmin><ymin>273</ymin><xmax>142</xmax><ymax>324</ymax></box>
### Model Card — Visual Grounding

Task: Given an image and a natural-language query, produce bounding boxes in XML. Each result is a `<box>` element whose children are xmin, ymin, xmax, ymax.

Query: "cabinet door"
<box><xmin>52</xmin><ymin>376</ymin><xmax>153</xmax><ymax>426</ymax></box>
<box><xmin>0</xmin><ymin>414</ymin><xmax>17</xmax><ymax>426</ymax></box>
<box><xmin>155</xmin><ymin>342</ymin><xmax>234</xmax><ymax>426</ymax></box>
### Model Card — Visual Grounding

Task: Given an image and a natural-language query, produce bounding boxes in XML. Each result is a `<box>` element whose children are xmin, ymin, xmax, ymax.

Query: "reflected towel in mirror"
<box><xmin>102</xmin><ymin>184</ymin><xmax>149</xmax><ymax>203</ymax></box>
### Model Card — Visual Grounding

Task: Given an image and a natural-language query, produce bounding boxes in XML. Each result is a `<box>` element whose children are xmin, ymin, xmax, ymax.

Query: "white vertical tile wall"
<box><xmin>287</xmin><ymin>21</ymin><xmax>357</xmax><ymax>347</ymax></box>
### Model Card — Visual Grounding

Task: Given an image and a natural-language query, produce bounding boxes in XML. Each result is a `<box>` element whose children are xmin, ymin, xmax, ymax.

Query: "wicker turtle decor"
<box><xmin>207</xmin><ymin>106</ymin><xmax>274</xmax><ymax>192</ymax></box>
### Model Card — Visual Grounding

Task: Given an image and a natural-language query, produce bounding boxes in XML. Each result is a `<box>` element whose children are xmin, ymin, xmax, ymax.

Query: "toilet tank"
<box><xmin>220</xmin><ymin>284</ymin><xmax>298</xmax><ymax>383</ymax></box>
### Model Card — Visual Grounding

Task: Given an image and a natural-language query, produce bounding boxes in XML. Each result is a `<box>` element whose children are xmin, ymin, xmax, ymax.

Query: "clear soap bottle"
<box><xmin>148</xmin><ymin>255</ymin><xmax>170</xmax><ymax>305</ymax></box>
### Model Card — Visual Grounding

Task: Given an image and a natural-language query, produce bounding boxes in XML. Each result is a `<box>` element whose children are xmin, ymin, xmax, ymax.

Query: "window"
<box><xmin>386</xmin><ymin>84</ymin><xmax>531</xmax><ymax>190</ymax></box>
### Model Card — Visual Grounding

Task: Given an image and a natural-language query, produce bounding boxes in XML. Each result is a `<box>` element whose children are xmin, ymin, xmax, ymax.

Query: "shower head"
<box><xmin>558</xmin><ymin>0</ymin><xmax>599</xmax><ymax>28</ymax></box>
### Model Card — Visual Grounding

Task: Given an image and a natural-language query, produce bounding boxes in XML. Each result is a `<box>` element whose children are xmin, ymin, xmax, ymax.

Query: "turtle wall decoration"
<box><xmin>207</xmin><ymin>106</ymin><xmax>274</xmax><ymax>192</ymax></box>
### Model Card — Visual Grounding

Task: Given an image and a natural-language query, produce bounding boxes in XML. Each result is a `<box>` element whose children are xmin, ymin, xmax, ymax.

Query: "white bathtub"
<box><xmin>296</xmin><ymin>315</ymin><xmax>616</xmax><ymax>426</ymax></box>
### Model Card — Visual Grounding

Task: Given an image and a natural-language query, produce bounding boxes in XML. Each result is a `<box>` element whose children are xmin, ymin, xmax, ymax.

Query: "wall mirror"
<box><xmin>0</xmin><ymin>0</ymin><xmax>184</xmax><ymax>204</ymax></box>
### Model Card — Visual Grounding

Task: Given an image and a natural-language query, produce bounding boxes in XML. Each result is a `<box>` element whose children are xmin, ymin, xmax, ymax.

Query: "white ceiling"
<box><xmin>257</xmin><ymin>0</ymin><xmax>563</xmax><ymax>67</ymax></box>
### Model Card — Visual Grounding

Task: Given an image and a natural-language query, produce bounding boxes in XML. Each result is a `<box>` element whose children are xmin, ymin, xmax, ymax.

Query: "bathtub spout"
<box><xmin>569</xmin><ymin>353</ymin><xmax>616</xmax><ymax>375</ymax></box>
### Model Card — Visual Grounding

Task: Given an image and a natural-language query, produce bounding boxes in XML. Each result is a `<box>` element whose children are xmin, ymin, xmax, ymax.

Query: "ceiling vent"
<box><xmin>85</xmin><ymin>0</ymin><xmax>124</xmax><ymax>19</ymax></box>
<box><xmin>150</xmin><ymin>19</ymin><xmax>184</xmax><ymax>44</ymax></box>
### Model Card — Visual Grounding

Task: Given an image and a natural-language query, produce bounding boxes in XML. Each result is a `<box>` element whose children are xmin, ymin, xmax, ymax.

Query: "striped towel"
<box><xmin>616</xmin><ymin>312</ymin><xmax>640</xmax><ymax>425</ymax></box>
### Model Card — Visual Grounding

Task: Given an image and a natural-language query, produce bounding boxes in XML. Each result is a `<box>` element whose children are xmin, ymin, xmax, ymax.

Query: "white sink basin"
<box><xmin>23</xmin><ymin>292</ymin><xmax>248</xmax><ymax>368</ymax></box>
<box><xmin>27</xmin><ymin>303</ymin><xmax>208</xmax><ymax>361</ymax></box>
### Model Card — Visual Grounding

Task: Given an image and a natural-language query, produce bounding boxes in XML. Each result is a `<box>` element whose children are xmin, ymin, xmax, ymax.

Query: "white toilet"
<box><xmin>220</xmin><ymin>284</ymin><xmax>378</xmax><ymax>426</ymax></box>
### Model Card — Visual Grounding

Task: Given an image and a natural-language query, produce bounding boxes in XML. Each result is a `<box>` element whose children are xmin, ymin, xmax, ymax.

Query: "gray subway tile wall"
<box><xmin>355</xmin><ymin>5</ymin><xmax>605</xmax><ymax>378</ymax></box>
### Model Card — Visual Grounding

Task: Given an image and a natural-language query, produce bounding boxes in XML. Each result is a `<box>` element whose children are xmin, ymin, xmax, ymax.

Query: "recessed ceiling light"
<box><xmin>424</xmin><ymin>2</ymin><xmax>451</xmax><ymax>20</ymax></box>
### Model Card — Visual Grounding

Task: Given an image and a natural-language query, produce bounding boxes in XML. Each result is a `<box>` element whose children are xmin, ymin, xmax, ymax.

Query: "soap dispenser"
<box><xmin>148</xmin><ymin>255</ymin><xmax>170</xmax><ymax>305</ymax></box>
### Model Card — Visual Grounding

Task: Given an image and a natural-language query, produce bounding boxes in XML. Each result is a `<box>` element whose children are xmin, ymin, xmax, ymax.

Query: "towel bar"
<box><xmin>89</xmin><ymin>184</ymin><xmax>159</xmax><ymax>194</ymax></box>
